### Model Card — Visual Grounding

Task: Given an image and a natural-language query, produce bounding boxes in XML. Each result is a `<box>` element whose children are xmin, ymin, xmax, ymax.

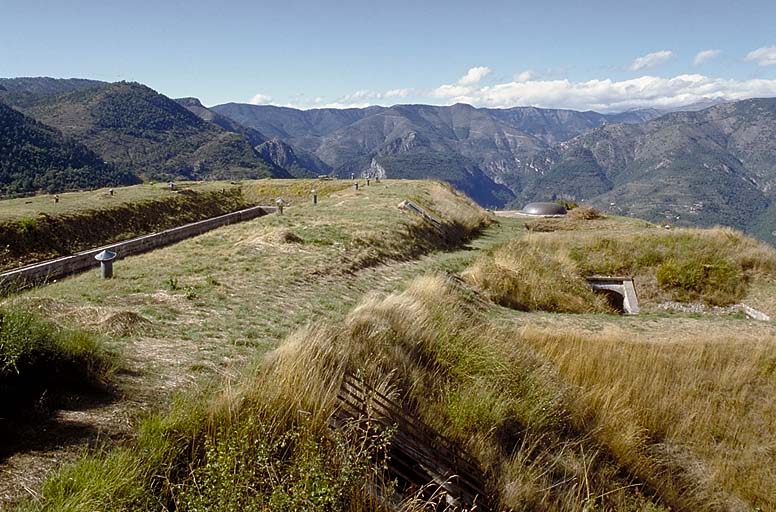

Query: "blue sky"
<box><xmin>2</xmin><ymin>0</ymin><xmax>776</xmax><ymax>111</ymax></box>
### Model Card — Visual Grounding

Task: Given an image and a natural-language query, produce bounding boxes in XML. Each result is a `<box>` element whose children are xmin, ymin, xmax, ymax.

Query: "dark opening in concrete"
<box><xmin>586</xmin><ymin>276</ymin><xmax>639</xmax><ymax>315</ymax></box>
<box><xmin>596</xmin><ymin>288</ymin><xmax>626</xmax><ymax>313</ymax></box>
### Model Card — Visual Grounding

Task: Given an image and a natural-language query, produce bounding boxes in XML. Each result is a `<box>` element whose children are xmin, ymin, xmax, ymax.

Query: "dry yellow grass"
<box><xmin>566</xmin><ymin>206</ymin><xmax>605</xmax><ymax>221</ymax></box>
<box><xmin>522</xmin><ymin>325</ymin><xmax>776</xmax><ymax>510</ymax></box>
<box><xmin>251</xmin><ymin>274</ymin><xmax>667</xmax><ymax>510</ymax></box>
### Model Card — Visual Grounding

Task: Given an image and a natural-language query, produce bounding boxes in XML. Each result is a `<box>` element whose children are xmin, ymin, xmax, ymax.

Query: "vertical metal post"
<box><xmin>354</xmin><ymin>182</ymin><xmax>359</xmax><ymax>191</ymax></box>
<box><xmin>95</xmin><ymin>250</ymin><xmax>117</xmax><ymax>279</ymax></box>
<box><xmin>312</xmin><ymin>189</ymin><xmax>318</xmax><ymax>205</ymax></box>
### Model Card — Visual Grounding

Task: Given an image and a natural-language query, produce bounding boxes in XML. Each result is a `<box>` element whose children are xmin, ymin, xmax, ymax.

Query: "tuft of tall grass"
<box><xmin>463</xmin><ymin>244</ymin><xmax>612</xmax><ymax>313</ymax></box>
<box><xmin>566</xmin><ymin>206</ymin><xmax>604</xmax><ymax>221</ymax></box>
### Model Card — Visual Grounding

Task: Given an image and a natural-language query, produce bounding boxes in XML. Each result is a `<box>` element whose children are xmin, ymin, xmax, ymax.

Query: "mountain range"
<box><xmin>2</xmin><ymin>76</ymin><xmax>776</xmax><ymax>243</ymax></box>
<box><xmin>211</xmin><ymin>102</ymin><xmax>657</xmax><ymax>205</ymax></box>
<box><xmin>509</xmin><ymin>98</ymin><xmax>776</xmax><ymax>241</ymax></box>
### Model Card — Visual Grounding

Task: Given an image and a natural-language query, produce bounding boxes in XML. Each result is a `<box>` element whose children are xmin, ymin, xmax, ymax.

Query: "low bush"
<box><xmin>657</xmin><ymin>256</ymin><xmax>745</xmax><ymax>305</ymax></box>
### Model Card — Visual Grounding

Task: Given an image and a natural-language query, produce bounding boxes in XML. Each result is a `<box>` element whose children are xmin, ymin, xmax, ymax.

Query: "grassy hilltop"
<box><xmin>1</xmin><ymin>180</ymin><xmax>775</xmax><ymax>511</ymax></box>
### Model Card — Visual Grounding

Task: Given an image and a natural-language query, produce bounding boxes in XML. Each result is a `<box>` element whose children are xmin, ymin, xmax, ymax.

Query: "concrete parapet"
<box><xmin>0</xmin><ymin>205</ymin><xmax>275</xmax><ymax>294</ymax></box>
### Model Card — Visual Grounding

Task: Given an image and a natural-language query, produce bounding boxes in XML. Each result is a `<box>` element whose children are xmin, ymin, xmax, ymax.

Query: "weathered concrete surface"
<box><xmin>494</xmin><ymin>210</ymin><xmax>566</xmax><ymax>219</ymax></box>
<box><xmin>587</xmin><ymin>275</ymin><xmax>640</xmax><ymax>315</ymax></box>
<box><xmin>0</xmin><ymin>205</ymin><xmax>277</xmax><ymax>293</ymax></box>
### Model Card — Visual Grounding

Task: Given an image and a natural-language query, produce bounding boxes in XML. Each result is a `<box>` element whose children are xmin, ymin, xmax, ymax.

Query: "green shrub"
<box><xmin>657</xmin><ymin>257</ymin><xmax>745</xmax><ymax>305</ymax></box>
<box><xmin>556</xmin><ymin>199</ymin><xmax>578</xmax><ymax>210</ymax></box>
<box><xmin>16</xmin><ymin>216</ymin><xmax>38</xmax><ymax>234</ymax></box>
<box><xmin>176</xmin><ymin>416</ymin><xmax>393</xmax><ymax>512</ymax></box>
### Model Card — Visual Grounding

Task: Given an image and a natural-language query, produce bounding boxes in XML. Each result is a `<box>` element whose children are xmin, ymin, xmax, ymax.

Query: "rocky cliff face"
<box><xmin>255</xmin><ymin>138</ymin><xmax>331</xmax><ymax>178</ymax></box>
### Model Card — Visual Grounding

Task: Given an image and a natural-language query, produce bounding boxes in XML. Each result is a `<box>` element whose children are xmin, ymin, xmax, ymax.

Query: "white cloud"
<box><xmin>693</xmin><ymin>49</ymin><xmax>720</xmax><ymax>66</ymax></box>
<box><xmin>627</xmin><ymin>50</ymin><xmax>674</xmax><ymax>71</ymax></box>
<box><xmin>312</xmin><ymin>101</ymin><xmax>373</xmax><ymax>109</ymax></box>
<box><xmin>428</xmin><ymin>73</ymin><xmax>776</xmax><ymax>112</ymax></box>
<box><xmin>514</xmin><ymin>70</ymin><xmax>534</xmax><ymax>82</ymax></box>
<box><xmin>457</xmin><ymin>66</ymin><xmax>492</xmax><ymax>85</ymax></box>
<box><xmin>746</xmin><ymin>46</ymin><xmax>776</xmax><ymax>66</ymax></box>
<box><xmin>385</xmin><ymin>88</ymin><xmax>411</xmax><ymax>98</ymax></box>
<box><xmin>284</xmin><ymin>87</ymin><xmax>414</xmax><ymax>109</ymax></box>
<box><xmin>248</xmin><ymin>93</ymin><xmax>272</xmax><ymax>105</ymax></box>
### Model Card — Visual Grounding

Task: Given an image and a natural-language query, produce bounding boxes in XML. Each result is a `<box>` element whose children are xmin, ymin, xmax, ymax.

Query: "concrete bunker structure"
<box><xmin>586</xmin><ymin>275</ymin><xmax>640</xmax><ymax>315</ymax></box>
<box><xmin>522</xmin><ymin>202</ymin><xmax>567</xmax><ymax>216</ymax></box>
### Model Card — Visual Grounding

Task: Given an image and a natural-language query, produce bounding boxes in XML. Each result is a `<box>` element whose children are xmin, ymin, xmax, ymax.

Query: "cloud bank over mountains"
<box><xmin>428</xmin><ymin>71</ymin><xmax>776</xmax><ymax>112</ymax></box>
<box><xmin>255</xmin><ymin>45</ymin><xmax>776</xmax><ymax>113</ymax></box>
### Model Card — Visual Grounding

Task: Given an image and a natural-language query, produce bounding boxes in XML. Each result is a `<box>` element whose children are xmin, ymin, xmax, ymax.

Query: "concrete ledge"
<box><xmin>398</xmin><ymin>199</ymin><xmax>443</xmax><ymax>230</ymax></box>
<box><xmin>0</xmin><ymin>205</ymin><xmax>277</xmax><ymax>294</ymax></box>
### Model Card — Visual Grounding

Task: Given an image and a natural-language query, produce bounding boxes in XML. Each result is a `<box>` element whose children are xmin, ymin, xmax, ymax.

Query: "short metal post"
<box><xmin>367</xmin><ymin>178</ymin><xmax>370</xmax><ymax>186</ymax></box>
<box><xmin>354</xmin><ymin>182</ymin><xmax>359</xmax><ymax>191</ymax></box>
<box><xmin>95</xmin><ymin>250</ymin><xmax>117</xmax><ymax>279</ymax></box>
<box><xmin>312</xmin><ymin>189</ymin><xmax>318</xmax><ymax>205</ymax></box>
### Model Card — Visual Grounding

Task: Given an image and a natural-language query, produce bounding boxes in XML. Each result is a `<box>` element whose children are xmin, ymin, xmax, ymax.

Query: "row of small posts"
<box><xmin>274</xmin><ymin>176</ymin><xmax>380</xmax><ymax>214</ymax></box>
<box><xmin>98</xmin><ymin>178</ymin><xmax>377</xmax><ymax>279</ymax></box>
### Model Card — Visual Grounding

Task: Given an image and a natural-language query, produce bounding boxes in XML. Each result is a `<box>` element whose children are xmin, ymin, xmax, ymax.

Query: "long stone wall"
<box><xmin>0</xmin><ymin>205</ymin><xmax>277</xmax><ymax>294</ymax></box>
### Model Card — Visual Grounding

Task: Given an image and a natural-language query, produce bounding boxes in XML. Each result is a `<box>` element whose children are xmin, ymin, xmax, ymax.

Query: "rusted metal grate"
<box><xmin>331</xmin><ymin>373</ymin><xmax>495</xmax><ymax>511</ymax></box>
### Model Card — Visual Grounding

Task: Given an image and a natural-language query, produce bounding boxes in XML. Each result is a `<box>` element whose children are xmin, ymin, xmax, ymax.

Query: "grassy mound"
<box><xmin>465</xmin><ymin>224</ymin><xmax>776</xmax><ymax>310</ymax></box>
<box><xmin>463</xmin><ymin>243</ymin><xmax>612</xmax><ymax>313</ymax></box>
<box><xmin>0</xmin><ymin>305</ymin><xmax>116</xmax><ymax>416</ymax></box>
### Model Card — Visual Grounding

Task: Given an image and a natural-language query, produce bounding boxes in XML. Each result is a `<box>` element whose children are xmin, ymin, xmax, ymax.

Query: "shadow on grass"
<box><xmin>0</xmin><ymin>387</ymin><xmax>120</xmax><ymax>464</ymax></box>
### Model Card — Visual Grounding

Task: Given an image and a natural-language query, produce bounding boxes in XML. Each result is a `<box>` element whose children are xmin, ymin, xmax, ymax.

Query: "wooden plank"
<box><xmin>332</xmin><ymin>374</ymin><xmax>495</xmax><ymax>510</ymax></box>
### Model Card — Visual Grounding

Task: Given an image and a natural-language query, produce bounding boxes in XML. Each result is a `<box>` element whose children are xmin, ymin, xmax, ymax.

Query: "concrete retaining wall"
<box><xmin>0</xmin><ymin>205</ymin><xmax>277</xmax><ymax>293</ymax></box>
